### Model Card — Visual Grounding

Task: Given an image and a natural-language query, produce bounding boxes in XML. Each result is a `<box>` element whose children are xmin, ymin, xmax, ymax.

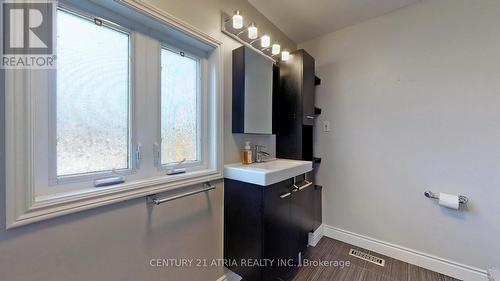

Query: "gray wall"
<box><xmin>0</xmin><ymin>1</ymin><xmax>295</xmax><ymax>280</ymax></box>
<box><xmin>300</xmin><ymin>0</ymin><xmax>500</xmax><ymax>270</ymax></box>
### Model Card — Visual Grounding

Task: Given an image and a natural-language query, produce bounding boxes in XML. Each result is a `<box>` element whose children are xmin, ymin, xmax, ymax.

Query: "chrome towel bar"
<box><xmin>296</xmin><ymin>181</ymin><xmax>313</xmax><ymax>191</ymax></box>
<box><xmin>293</xmin><ymin>180</ymin><xmax>313</xmax><ymax>191</ymax></box>
<box><xmin>148</xmin><ymin>182</ymin><xmax>216</xmax><ymax>205</ymax></box>
<box><xmin>292</xmin><ymin>173</ymin><xmax>313</xmax><ymax>191</ymax></box>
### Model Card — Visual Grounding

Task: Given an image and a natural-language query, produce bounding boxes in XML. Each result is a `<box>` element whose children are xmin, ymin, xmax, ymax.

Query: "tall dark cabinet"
<box><xmin>276</xmin><ymin>49</ymin><xmax>322</xmax><ymax>233</ymax></box>
<box><xmin>276</xmin><ymin>50</ymin><xmax>316</xmax><ymax>160</ymax></box>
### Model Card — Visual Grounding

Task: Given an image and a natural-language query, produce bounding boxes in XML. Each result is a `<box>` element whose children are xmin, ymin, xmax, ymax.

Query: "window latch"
<box><xmin>135</xmin><ymin>143</ymin><xmax>142</xmax><ymax>168</ymax></box>
<box><xmin>94</xmin><ymin>18</ymin><xmax>103</xmax><ymax>26</ymax></box>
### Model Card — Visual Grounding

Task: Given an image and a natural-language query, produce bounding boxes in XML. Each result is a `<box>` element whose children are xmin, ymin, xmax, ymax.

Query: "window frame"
<box><xmin>5</xmin><ymin>0</ymin><xmax>224</xmax><ymax>229</ymax></box>
<box><xmin>49</xmin><ymin>6</ymin><xmax>136</xmax><ymax>185</ymax></box>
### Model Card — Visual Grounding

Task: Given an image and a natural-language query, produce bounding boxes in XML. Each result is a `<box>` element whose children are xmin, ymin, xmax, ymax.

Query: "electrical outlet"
<box><xmin>323</xmin><ymin>121</ymin><xmax>331</xmax><ymax>132</ymax></box>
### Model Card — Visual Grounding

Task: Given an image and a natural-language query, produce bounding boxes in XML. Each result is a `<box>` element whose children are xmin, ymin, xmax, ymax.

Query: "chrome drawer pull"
<box><xmin>280</xmin><ymin>192</ymin><xmax>291</xmax><ymax>199</ymax></box>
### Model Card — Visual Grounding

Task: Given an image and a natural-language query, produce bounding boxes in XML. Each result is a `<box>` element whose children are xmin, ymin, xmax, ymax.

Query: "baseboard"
<box><xmin>308</xmin><ymin>224</ymin><xmax>324</xmax><ymax>247</ymax></box>
<box><xmin>322</xmin><ymin>224</ymin><xmax>489</xmax><ymax>281</ymax></box>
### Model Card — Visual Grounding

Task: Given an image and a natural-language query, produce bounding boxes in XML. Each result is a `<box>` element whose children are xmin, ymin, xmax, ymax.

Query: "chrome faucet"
<box><xmin>255</xmin><ymin>145</ymin><xmax>270</xmax><ymax>163</ymax></box>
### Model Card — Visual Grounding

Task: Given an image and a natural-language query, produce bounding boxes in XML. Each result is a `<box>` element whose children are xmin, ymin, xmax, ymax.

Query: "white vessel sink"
<box><xmin>224</xmin><ymin>159</ymin><xmax>313</xmax><ymax>186</ymax></box>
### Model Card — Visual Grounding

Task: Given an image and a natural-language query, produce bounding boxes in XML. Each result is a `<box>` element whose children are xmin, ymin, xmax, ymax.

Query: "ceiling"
<box><xmin>248</xmin><ymin>0</ymin><xmax>421</xmax><ymax>43</ymax></box>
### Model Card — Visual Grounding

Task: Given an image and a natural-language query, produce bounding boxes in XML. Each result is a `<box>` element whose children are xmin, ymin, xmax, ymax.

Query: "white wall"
<box><xmin>300</xmin><ymin>0</ymin><xmax>500</xmax><ymax>271</ymax></box>
<box><xmin>0</xmin><ymin>1</ymin><xmax>294</xmax><ymax>280</ymax></box>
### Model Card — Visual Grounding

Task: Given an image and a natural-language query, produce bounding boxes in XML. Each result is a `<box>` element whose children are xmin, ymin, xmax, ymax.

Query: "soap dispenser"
<box><xmin>241</xmin><ymin>141</ymin><xmax>253</xmax><ymax>164</ymax></box>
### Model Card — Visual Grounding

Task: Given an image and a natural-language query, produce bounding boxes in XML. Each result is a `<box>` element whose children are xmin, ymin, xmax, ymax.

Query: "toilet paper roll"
<box><xmin>438</xmin><ymin>193</ymin><xmax>460</xmax><ymax>210</ymax></box>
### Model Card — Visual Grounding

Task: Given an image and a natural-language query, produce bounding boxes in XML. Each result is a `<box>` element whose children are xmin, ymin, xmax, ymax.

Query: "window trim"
<box><xmin>50</xmin><ymin>7</ymin><xmax>136</xmax><ymax>184</ymax></box>
<box><xmin>5</xmin><ymin>0</ymin><xmax>224</xmax><ymax>229</ymax></box>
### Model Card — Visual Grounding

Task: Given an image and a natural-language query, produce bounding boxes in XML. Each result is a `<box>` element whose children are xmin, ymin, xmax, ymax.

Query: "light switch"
<box><xmin>323</xmin><ymin>121</ymin><xmax>331</xmax><ymax>132</ymax></box>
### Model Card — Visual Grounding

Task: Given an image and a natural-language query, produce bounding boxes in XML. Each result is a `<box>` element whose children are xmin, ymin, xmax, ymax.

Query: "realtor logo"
<box><xmin>1</xmin><ymin>0</ymin><xmax>56</xmax><ymax>68</ymax></box>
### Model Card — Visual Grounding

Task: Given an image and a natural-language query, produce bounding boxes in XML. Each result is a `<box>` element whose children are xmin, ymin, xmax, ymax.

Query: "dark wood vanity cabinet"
<box><xmin>224</xmin><ymin>178</ymin><xmax>314</xmax><ymax>281</ymax></box>
<box><xmin>226</xmin><ymin>48</ymin><xmax>322</xmax><ymax>280</ymax></box>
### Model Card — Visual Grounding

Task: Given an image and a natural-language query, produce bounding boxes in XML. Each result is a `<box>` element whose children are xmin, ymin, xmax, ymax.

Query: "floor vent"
<box><xmin>349</xmin><ymin>249</ymin><xmax>385</xmax><ymax>267</ymax></box>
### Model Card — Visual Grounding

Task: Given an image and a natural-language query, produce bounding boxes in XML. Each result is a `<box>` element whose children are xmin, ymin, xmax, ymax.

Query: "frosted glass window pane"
<box><xmin>56</xmin><ymin>10</ymin><xmax>130</xmax><ymax>177</ymax></box>
<box><xmin>161</xmin><ymin>48</ymin><xmax>199</xmax><ymax>165</ymax></box>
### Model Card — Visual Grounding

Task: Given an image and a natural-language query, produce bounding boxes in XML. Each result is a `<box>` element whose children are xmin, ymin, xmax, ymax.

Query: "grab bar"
<box><xmin>148</xmin><ymin>182</ymin><xmax>216</xmax><ymax>205</ymax></box>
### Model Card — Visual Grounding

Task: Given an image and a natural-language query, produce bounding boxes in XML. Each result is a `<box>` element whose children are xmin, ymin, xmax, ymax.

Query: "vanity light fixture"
<box><xmin>272</xmin><ymin>43</ymin><xmax>281</xmax><ymax>55</ymax></box>
<box><xmin>232</xmin><ymin>10</ymin><xmax>243</xmax><ymax>29</ymax></box>
<box><xmin>261</xmin><ymin>35</ymin><xmax>270</xmax><ymax>48</ymax></box>
<box><xmin>248</xmin><ymin>22</ymin><xmax>258</xmax><ymax>39</ymax></box>
<box><xmin>221</xmin><ymin>10</ymin><xmax>294</xmax><ymax>62</ymax></box>
<box><xmin>281</xmin><ymin>51</ymin><xmax>290</xmax><ymax>61</ymax></box>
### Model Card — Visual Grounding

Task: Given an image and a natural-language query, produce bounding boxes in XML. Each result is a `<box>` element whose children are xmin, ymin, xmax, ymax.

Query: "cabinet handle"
<box><xmin>280</xmin><ymin>192</ymin><xmax>291</xmax><ymax>199</ymax></box>
<box><xmin>306</xmin><ymin>115</ymin><xmax>315</xmax><ymax>119</ymax></box>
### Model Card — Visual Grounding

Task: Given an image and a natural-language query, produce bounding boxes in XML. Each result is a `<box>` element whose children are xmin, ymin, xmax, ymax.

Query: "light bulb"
<box><xmin>272</xmin><ymin>44</ymin><xmax>281</xmax><ymax>55</ymax></box>
<box><xmin>281</xmin><ymin>51</ymin><xmax>290</xmax><ymax>61</ymax></box>
<box><xmin>261</xmin><ymin>35</ymin><xmax>270</xmax><ymax>48</ymax></box>
<box><xmin>232</xmin><ymin>11</ymin><xmax>243</xmax><ymax>29</ymax></box>
<box><xmin>248</xmin><ymin>23</ymin><xmax>258</xmax><ymax>40</ymax></box>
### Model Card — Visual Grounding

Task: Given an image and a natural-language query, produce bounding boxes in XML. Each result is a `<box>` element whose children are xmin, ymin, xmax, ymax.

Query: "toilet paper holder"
<box><xmin>424</xmin><ymin>190</ymin><xmax>468</xmax><ymax>205</ymax></box>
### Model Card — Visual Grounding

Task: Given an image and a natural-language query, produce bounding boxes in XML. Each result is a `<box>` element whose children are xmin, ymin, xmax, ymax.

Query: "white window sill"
<box><xmin>10</xmin><ymin>170</ymin><xmax>223</xmax><ymax>229</ymax></box>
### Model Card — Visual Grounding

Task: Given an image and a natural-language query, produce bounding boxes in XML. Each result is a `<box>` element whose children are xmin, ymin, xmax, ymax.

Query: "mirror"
<box><xmin>232</xmin><ymin>46</ymin><xmax>274</xmax><ymax>134</ymax></box>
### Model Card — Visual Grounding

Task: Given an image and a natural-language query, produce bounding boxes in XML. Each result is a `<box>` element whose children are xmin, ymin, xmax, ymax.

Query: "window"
<box><xmin>56</xmin><ymin>9</ymin><xmax>131</xmax><ymax>178</ymax></box>
<box><xmin>160</xmin><ymin>48</ymin><xmax>200</xmax><ymax>166</ymax></box>
<box><xmin>5</xmin><ymin>0</ymin><xmax>223</xmax><ymax>228</ymax></box>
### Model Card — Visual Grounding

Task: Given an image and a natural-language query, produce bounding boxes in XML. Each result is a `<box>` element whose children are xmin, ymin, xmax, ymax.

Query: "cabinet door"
<box><xmin>263</xmin><ymin>179</ymin><xmax>295</xmax><ymax>280</ymax></box>
<box><xmin>276</xmin><ymin>53</ymin><xmax>304</xmax><ymax>160</ymax></box>
<box><xmin>291</xmin><ymin>173</ymin><xmax>316</xmax><ymax>254</ymax></box>
<box><xmin>302</xmin><ymin>51</ymin><xmax>316</xmax><ymax>126</ymax></box>
<box><xmin>224</xmin><ymin>179</ymin><xmax>264</xmax><ymax>281</ymax></box>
